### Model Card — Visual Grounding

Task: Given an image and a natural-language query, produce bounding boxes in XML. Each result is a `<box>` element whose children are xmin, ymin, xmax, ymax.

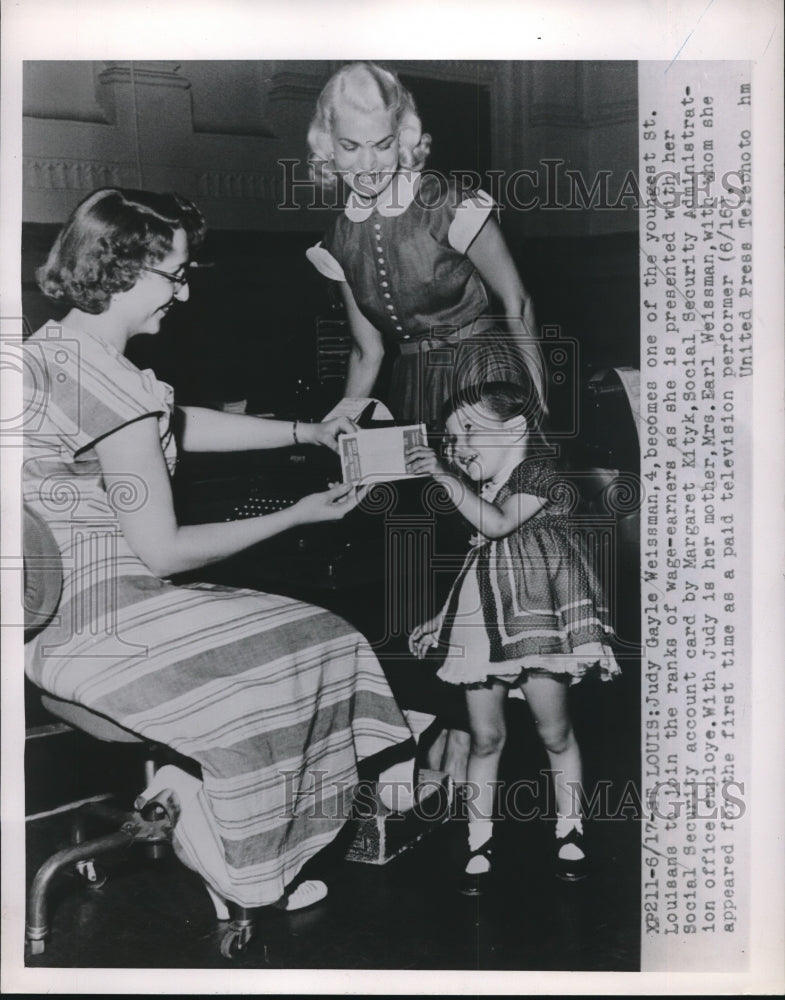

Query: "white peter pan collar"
<box><xmin>480</xmin><ymin>456</ymin><xmax>525</xmax><ymax>502</ymax></box>
<box><xmin>344</xmin><ymin>171</ymin><xmax>421</xmax><ymax>222</ymax></box>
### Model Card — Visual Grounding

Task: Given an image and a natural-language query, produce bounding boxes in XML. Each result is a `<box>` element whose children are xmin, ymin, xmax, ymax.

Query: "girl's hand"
<box><xmin>405</xmin><ymin>444</ymin><xmax>450</xmax><ymax>479</ymax></box>
<box><xmin>291</xmin><ymin>482</ymin><xmax>359</xmax><ymax>524</ymax></box>
<box><xmin>301</xmin><ymin>417</ymin><xmax>357</xmax><ymax>452</ymax></box>
<box><xmin>408</xmin><ymin>614</ymin><xmax>444</xmax><ymax>659</ymax></box>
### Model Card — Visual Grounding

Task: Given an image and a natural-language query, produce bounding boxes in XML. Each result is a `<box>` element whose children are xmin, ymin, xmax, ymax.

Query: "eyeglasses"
<box><xmin>141</xmin><ymin>264</ymin><xmax>191</xmax><ymax>290</ymax></box>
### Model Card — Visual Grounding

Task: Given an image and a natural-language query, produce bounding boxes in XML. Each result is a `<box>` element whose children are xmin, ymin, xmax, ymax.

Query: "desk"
<box><xmin>171</xmin><ymin>449</ymin><xmax>470</xmax><ymax>728</ymax></box>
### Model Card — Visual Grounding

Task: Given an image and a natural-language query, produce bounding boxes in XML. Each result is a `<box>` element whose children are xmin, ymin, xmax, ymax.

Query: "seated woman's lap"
<box><xmin>26</xmin><ymin>580</ymin><xmax>412</xmax><ymax>906</ymax></box>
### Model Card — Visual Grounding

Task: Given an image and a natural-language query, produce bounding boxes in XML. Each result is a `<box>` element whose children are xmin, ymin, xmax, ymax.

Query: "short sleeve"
<box><xmin>306</xmin><ymin>243</ymin><xmax>347</xmax><ymax>282</ymax></box>
<box><xmin>26</xmin><ymin>333</ymin><xmax>169</xmax><ymax>456</ymax></box>
<box><xmin>447</xmin><ymin>188</ymin><xmax>496</xmax><ymax>255</ymax></box>
<box><xmin>504</xmin><ymin>459</ymin><xmax>556</xmax><ymax>502</ymax></box>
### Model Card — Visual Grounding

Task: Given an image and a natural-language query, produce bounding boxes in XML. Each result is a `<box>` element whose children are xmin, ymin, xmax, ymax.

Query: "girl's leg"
<box><xmin>462</xmin><ymin>682</ymin><xmax>508</xmax><ymax>884</ymax></box>
<box><xmin>519</xmin><ymin>674</ymin><xmax>586</xmax><ymax>876</ymax></box>
<box><xmin>465</xmin><ymin>681</ymin><xmax>508</xmax><ymax>821</ymax></box>
<box><xmin>519</xmin><ymin>674</ymin><xmax>581</xmax><ymax>818</ymax></box>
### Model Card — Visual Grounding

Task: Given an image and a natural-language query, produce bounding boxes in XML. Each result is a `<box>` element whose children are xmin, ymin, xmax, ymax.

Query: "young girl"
<box><xmin>306</xmin><ymin>60</ymin><xmax>546</xmax><ymax>430</ymax></box>
<box><xmin>406</xmin><ymin>378</ymin><xmax>620</xmax><ymax>893</ymax></box>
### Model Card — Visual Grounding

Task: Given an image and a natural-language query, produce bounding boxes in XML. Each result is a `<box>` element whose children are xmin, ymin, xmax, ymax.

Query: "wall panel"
<box><xmin>22</xmin><ymin>60</ymin><xmax>637</xmax><ymax>236</ymax></box>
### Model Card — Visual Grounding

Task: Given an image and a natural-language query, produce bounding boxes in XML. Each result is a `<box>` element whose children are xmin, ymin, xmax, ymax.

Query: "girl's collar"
<box><xmin>479</xmin><ymin>454</ymin><xmax>527</xmax><ymax>500</ymax></box>
<box><xmin>344</xmin><ymin>170</ymin><xmax>421</xmax><ymax>222</ymax></box>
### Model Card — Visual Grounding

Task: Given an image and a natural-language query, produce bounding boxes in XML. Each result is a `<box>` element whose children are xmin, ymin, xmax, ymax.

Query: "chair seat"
<box><xmin>24</xmin><ymin>504</ymin><xmax>143</xmax><ymax>745</ymax></box>
<box><xmin>40</xmin><ymin>694</ymin><xmax>144</xmax><ymax>744</ymax></box>
<box><xmin>23</xmin><ymin>506</ymin><xmax>63</xmax><ymax>640</ymax></box>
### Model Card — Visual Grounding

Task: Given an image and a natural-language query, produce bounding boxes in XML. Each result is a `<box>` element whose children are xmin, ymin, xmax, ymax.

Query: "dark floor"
<box><xmin>24</xmin><ymin>677</ymin><xmax>641</xmax><ymax>972</ymax></box>
<box><xmin>25</xmin><ymin>795</ymin><xmax>639</xmax><ymax>972</ymax></box>
<box><xmin>27</xmin><ymin>792</ymin><xmax>639</xmax><ymax>971</ymax></box>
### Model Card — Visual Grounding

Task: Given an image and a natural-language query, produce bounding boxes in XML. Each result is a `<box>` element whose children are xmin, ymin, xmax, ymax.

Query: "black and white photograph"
<box><xmin>1</xmin><ymin>2</ymin><xmax>783</xmax><ymax>995</ymax></box>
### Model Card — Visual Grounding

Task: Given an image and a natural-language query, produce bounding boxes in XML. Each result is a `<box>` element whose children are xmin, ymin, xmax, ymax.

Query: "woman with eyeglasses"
<box><xmin>23</xmin><ymin>187</ymin><xmax>412</xmax><ymax>916</ymax></box>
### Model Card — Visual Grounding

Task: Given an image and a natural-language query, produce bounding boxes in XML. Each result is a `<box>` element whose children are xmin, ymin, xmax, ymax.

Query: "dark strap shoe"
<box><xmin>458</xmin><ymin>837</ymin><xmax>494</xmax><ymax>896</ymax></box>
<box><xmin>555</xmin><ymin>824</ymin><xmax>588</xmax><ymax>882</ymax></box>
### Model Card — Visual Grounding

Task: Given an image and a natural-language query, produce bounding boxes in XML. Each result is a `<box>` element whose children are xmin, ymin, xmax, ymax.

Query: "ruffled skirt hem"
<box><xmin>436</xmin><ymin>640</ymin><xmax>621</xmax><ymax>690</ymax></box>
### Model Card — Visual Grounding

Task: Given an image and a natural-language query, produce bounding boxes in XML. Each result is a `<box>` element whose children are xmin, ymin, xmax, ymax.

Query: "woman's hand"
<box><xmin>405</xmin><ymin>444</ymin><xmax>450</xmax><ymax>479</ymax></box>
<box><xmin>300</xmin><ymin>416</ymin><xmax>357</xmax><ymax>452</ymax></box>
<box><xmin>291</xmin><ymin>482</ymin><xmax>359</xmax><ymax>525</ymax></box>
<box><xmin>408</xmin><ymin>614</ymin><xmax>445</xmax><ymax>659</ymax></box>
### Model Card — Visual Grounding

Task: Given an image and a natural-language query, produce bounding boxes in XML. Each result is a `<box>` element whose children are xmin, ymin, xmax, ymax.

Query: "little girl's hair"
<box><xmin>307</xmin><ymin>62</ymin><xmax>431</xmax><ymax>191</ymax></box>
<box><xmin>443</xmin><ymin>377</ymin><xmax>544</xmax><ymax>433</ymax></box>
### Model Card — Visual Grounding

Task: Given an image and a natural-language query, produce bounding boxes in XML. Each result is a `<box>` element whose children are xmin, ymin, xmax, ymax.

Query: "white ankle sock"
<box><xmin>466</xmin><ymin>820</ymin><xmax>493</xmax><ymax>874</ymax></box>
<box><xmin>556</xmin><ymin>815</ymin><xmax>585</xmax><ymax>861</ymax></box>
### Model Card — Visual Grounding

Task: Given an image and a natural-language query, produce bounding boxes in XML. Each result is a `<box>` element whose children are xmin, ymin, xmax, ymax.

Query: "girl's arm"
<box><xmin>409</xmin><ymin>612</ymin><xmax>445</xmax><ymax>659</ymax></box>
<box><xmin>340</xmin><ymin>283</ymin><xmax>386</xmax><ymax>399</ymax></box>
<box><xmin>405</xmin><ymin>444</ymin><xmax>545</xmax><ymax>539</ymax></box>
<box><xmin>95</xmin><ymin>416</ymin><xmax>357</xmax><ymax>578</ymax></box>
<box><xmin>440</xmin><ymin>474</ymin><xmax>545</xmax><ymax>539</ymax></box>
<box><xmin>465</xmin><ymin>217</ymin><xmax>545</xmax><ymax>405</ymax></box>
<box><xmin>177</xmin><ymin>406</ymin><xmax>355</xmax><ymax>453</ymax></box>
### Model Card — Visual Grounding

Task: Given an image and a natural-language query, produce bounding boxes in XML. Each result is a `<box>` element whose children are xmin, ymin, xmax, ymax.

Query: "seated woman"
<box><xmin>23</xmin><ymin>187</ymin><xmax>412</xmax><ymax>913</ymax></box>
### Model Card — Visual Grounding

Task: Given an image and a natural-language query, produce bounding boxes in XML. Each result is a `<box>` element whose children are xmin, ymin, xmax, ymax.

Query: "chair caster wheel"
<box><xmin>76</xmin><ymin>859</ymin><xmax>108</xmax><ymax>889</ymax></box>
<box><xmin>219</xmin><ymin>919</ymin><xmax>255</xmax><ymax>960</ymax></box>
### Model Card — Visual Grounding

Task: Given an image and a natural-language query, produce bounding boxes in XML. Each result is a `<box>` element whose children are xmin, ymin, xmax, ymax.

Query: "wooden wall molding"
<box><xmin>196</xmin><ymin>170</ymin><xmax>280</xmax><ymax>200</ymax></box>
<box><xmin>98</xmin><ymin>61</ymin><xmax>191</xmax><ymax>90</ymax></box>
<box><xmin>268</xmin><ymin>70</ymin><xmax>325</xmax><ymax>103</ymax></box>
<box><xmin>24</xmin><ymin>157</ymin><xmax>131</xmax><ymax>191</ymax></box>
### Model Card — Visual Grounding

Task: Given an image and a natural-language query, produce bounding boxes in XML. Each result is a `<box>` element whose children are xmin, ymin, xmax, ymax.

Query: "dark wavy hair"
<box><xmin>442</xmin><ymin>377</ymin><xmax>544</xmax><ymax>433</ymax></box>
<box><xmin>37</xmin><ymin>188</ymin><xmax>207</xmax><ymax>314</ymax></box>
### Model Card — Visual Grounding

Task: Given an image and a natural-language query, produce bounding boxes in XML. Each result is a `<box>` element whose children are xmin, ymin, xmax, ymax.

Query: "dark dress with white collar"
<box><xmin>308</xmin><ymin>172</ymin><xmax>532</xmax><ymax>429</ymax></box>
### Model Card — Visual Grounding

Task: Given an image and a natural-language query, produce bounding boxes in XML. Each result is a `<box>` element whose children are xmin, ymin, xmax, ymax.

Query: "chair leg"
<box><xmin>26</xmin><ymin>801</ymin><xmax>174</xmax><ymax>956</ymax></box>
<box><xmin>79</xmin><ymin>800</ymin><xmax>139</xmax><ymax>828</ymax></box>
<box><xmin>219</xmin><ymin>905</ymin><xmax>263</xmax><ymax>961</ymax></box>
<box><xmin>26</xmin><ymin>777</ymin><xmax>263</xmax><ymax>961</ymax></box>
<box><xmin>139</xmin><ymin>758</ymin><xmax>169</xmax><ymax>858</ymax></box>
<box><xmin>26</xmin><ymin>829</ymin><xmax>136</xmax><ymax>955</ymax></box>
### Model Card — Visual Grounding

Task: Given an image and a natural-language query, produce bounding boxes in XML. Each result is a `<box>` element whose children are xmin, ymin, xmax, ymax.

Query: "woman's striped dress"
<box><xmin>23</xmin><ymin>322</ymin><xmax>411</xmax><ymax>907</ymax></box>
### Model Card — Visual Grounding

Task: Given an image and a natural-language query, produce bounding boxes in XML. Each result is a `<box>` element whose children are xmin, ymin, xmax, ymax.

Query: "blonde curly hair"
<box><xmin>307</xmin><ymin>62</ymin><xmax>431</xmax><ymax>192</ymax></box>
